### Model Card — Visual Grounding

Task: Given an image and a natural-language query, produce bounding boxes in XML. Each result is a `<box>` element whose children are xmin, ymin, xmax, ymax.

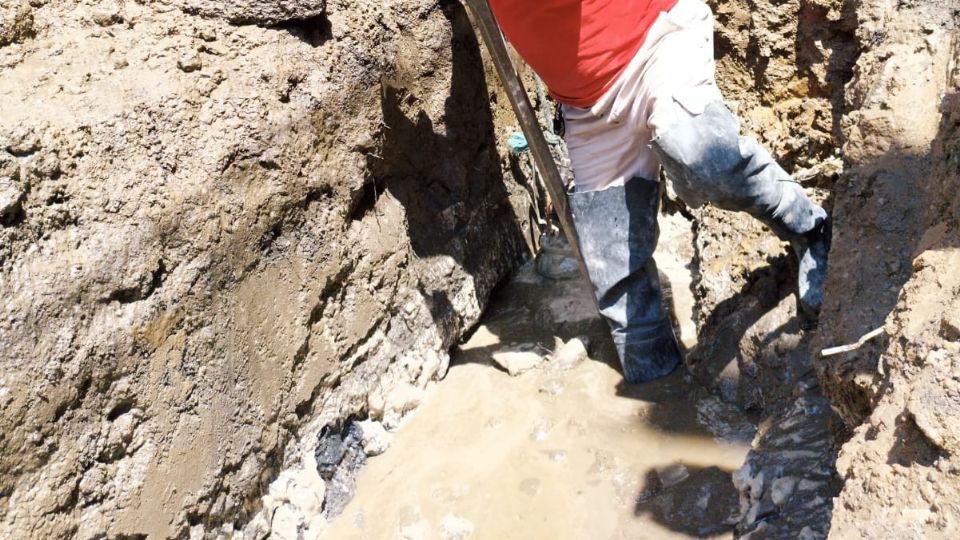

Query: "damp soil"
<box><xmin>322</xmin><ymin>256</ymin><xmax>759</xmax><ymax>539</ymax></box>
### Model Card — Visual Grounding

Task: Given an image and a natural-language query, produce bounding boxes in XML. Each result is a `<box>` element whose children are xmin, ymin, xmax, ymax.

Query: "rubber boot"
<box><xmin>651</xmin><ymin>101</ymin><xmax>831</xmax><ymax>316</ymax></box>
<box><xmin>568</xmin><ymin>177</ymin><xmax>682</xmax><ymax>383</ymax></box>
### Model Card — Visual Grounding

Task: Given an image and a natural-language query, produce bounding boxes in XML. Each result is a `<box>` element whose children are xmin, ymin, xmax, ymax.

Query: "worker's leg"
<box><xmin>561</xmin><ymin>27</ymin><xmax>685</xmax><ymax>383</ymax></box>
<box><xmin>643</xmin><ymin>0</ymin><xmax>831</xmax><ymax>315</ymax></box>
<box><xmin>567</xmin><ymin>178</ymin><xmax>681</xmax><ymax>383</ymax></box>
<box><xmin>651</xmin><ymin>103</ymin><xmax>831</xmax><ymax>314</ymax></box>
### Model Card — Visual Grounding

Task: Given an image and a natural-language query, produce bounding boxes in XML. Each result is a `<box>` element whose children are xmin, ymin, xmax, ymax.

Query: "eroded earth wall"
<box><xmin>0</xmin><ymin>1</ymin><xmax>538</xmax><ymax>537</ymax></box>
<box><xmin>693</xmin><ymin>0</ymin><xmax>957</xmax><ymax>537</ymax></box>
<box><xmin>815</xmin><ymin>0</ymin><xmax>960</xmax><ymax>536</ymax></box>
<box><xmin>698</xmin><ymin>0</ymin><xmax>959</xmax><ymax>536</ymax></box>
<box><xmin>679</xmin><ymin>0</ymin><xmax>859</xmax><ymax>535</ymax></box>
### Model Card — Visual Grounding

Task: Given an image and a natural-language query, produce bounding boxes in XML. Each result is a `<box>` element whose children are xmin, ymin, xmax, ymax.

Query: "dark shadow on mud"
<box><xmin>618</xmin><ymin>212</ymin><xmax>841</xmax><ymax>535</ymax></box>
<box><xmin>634</xmin><ymin>464</ymin><xmax>740</xmax><ymax>537</ymax></box>
<box><xmin>610</xmin><ymin>179</ymin><xmax>841</xmax><ymax>537</ymax></box>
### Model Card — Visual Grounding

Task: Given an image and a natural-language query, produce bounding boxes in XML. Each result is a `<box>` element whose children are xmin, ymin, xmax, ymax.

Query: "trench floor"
<box><xmin>322</xmin><ymin>249</ymin><xmax>759</xmax><ymax>539</ymax></box>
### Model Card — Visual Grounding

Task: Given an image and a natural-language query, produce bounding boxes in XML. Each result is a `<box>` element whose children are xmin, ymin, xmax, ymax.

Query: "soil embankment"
<box><xmin>1</xmin><ymin>1</ymin><xmax>539</xmax><ymax>537</ymax></box>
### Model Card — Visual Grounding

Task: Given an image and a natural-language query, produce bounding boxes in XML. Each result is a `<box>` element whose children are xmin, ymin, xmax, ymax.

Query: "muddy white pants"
<box><xmin>562</xmin><ymin>0</ymin><xmax>723</xmax><ymax>192</ymax></box>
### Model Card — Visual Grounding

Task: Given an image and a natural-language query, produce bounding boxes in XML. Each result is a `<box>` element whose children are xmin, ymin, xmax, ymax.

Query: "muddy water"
<box><xmin>323</xmin><ymin>244</ymin><xmax>757</xmax><ymax>539</ymax></box>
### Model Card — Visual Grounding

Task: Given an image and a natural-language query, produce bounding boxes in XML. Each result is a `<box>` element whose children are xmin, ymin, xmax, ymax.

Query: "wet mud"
<box><xmin>322</xmin><ymin>256</ymin><xmax>757</xmax><ymax>539</ymax></box>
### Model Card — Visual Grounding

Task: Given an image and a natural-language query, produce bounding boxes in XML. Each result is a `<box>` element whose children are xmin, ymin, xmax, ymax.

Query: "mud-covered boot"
<box><xmin>568</xmin><ymin>177</ymin><xmax>681</xmax><ymax>383</ymax></box>
<box><xmin>651</xmin><ymin>101</ymin><xmax>831</xmax><ymax>316</ymax></box>
<box><xmin>792</xmin><ymin>216</ymin><xmax>831</xmax><ymax>316</ymax></box>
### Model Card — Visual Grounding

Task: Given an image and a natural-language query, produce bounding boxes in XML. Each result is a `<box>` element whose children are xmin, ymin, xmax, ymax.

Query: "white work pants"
<box><xmin>562</xmin><ymin>0</ymin><xmax>723</xmax><ymax>192</ymax></box>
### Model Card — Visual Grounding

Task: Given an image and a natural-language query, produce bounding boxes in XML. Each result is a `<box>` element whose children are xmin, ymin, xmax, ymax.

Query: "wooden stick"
<box><xmin>462</xmin><ymin>0</ymin><xmax>593</xmax><ymax>291</ymax></box>
<box><xmin>820</xmin><ymin>326</ymin><xmax>886</xmax><ymax>357</ymax></box>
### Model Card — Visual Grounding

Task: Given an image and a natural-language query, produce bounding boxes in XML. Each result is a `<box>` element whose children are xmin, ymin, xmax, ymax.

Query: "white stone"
<box><xmin>491</xmin><ymin>344</ymin><xmax>544</xmax><ymax>376</ymax></box>
<box><xmin>0</xmin><ymin>177</ymin><xmax>23</xmax><ymax>216</ymax></box>
<box><xmin>188</xmin><ymin>524</ymin><xmax>206</xmax><ymax>540</ymax></box>
<box><xmin>260</xmin><ymin>453</ymin><xmax>327</xmax><ymax>540</ymax></box>
<box><xmin>770</xmin><ymin>476</ymin><xmax>797</xmax><ymax>506</ymax></box>
<box><xmin>302</xmin><ymin>514</ymin><xmax>328</xmax><ymax>540</ymax></box>
<box><xmin>418</xmin><ymin>348</ymin><xmax>448</xmax><ymax>385</ymax></box>
<box><xmin>240</xmin><ymin>511</ymin><xmax>270</xmax><ymax>540</ymax></box>
<box><xmin>382</xmin><ymin>382</ymin><xmax>425</xmax><ymax>428</ymax></box>
<box><xmin>357</xmin><ymin>419</ymin><xmax>392</xmax><ymax>457</ymax></box>
<box><xmin>270</xmin><ymin>503</ymin><xmax>302</xmax><ymax>540</ymax></box>
<box><xmin>548</xmin><ymin>337</ymin><xmax>588</xmax><ymax>371</ymax></box>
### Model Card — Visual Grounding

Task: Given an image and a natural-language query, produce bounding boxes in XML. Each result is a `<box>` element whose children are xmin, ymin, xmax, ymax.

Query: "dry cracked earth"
<box><xmin>1</xmin><ymin>0</ymin><xmax>958</xmax><ymax>539</ymax></box>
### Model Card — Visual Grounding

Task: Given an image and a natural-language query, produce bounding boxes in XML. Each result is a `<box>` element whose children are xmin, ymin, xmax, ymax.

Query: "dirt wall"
<box><xmin>2</xmin><ymin>0</ymin><xmax>958</xmax><ymax>538</ymax></box>
<box><xmin>0</xmin><ymin>1</ymin><xmax>538</xmax><ymax>537</ymax></box>
<box><xmin>813</xmin><ymin>0</ymin><xmax>960</xmax><ymax>536</ymax></box>
<box><xmin>691</xmin><ymin>0</ymin><xmax>957</xmax><ymax>537</ymax></box>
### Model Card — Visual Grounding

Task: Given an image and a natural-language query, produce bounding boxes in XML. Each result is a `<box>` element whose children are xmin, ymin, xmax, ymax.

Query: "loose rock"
<box><xmin>547</xmin><ymin>336</ymin><xmax>589</xmax><ymax>372</ymax></box>
<box><xmin>356</xmin><ymin>419</ymin><xmax>392</xmax><ymax>457</ymax></box>
<box><xmin>491</xmin><ymin>344</ymin><xmax>545</xmax><ymax>376</ymax></box>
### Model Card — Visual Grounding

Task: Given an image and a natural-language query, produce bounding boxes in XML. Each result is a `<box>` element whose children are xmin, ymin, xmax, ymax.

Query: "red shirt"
<box><xmin>489</xmin><ymin>0</ymin><xmax>678</xmax><ymax>108</ymax></box>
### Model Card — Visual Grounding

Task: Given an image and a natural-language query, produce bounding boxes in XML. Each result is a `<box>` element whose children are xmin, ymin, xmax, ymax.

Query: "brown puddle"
<box><xmin>323</xmin><ymin>256</ymin><xmax>756</xmax><ymax>539</ymax></box>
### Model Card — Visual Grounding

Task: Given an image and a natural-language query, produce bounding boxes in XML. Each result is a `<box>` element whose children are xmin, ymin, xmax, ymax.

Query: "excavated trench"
<box><xmin>310</xmin><ymin>0</ymin><xmax>864</xmax><ymax>536</ymax></box>
<box><xmin>313</xmin><ymin>169</ymin><xmax>842</xmax><ymax>539</ymax></box>
<box><xmin>1</xmin><ymin>0</ymin><xmax>958</xmax><ymax>539</ymax></box>
<box><xmin>319</xmin><ymin>211</ymin><xmax>774</xmax><ymax>539</ymax></box>
<box><xmin>285</xmin><ymin>1</ymin><xmax>957</xmax><ymax>538</ymax></box>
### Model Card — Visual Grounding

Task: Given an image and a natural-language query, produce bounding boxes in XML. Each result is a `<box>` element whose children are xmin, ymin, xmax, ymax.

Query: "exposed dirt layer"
<box><xmin>696</xmin><ymin>0</ymin><xmax>960</xmax><ymax>536</ymax></box>
<box><xmin>0</xmin><ymin>1</ymin><xmax>541</xmax><ymax>537</ymax></box>
<box><xmin>814</xmin><ymin>1</ymin><xmax>960</xmax><ymax>536</ymax></box>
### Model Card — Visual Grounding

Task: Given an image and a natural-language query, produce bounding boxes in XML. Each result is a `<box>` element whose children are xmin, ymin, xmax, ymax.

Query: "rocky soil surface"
<box><xmin>695</xmin><ymin>0</ymin><xmax>959</xmax><ymax>537</ymax></box>
<box><xmin>816</xmin><ymin>1</ymin><xmax>960</xmax><ymax>536</ymax></box>
<box><xmin>1</xmin><ymin>0</ymin><xmax>958</xmax><ymax>538</ymax></box>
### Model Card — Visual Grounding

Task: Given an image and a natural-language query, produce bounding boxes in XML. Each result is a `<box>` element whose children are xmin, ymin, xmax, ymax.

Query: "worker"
<box><xmin>487</xmin><ymin>0</ymin><xmax>832</xmax><ymax>383</ymax></box>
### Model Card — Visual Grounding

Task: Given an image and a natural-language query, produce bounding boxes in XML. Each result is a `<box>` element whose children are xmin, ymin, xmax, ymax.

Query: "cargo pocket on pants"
<box><xmin>650</xmin><ymin>86</ymin><xmax>727</xmax><ymax>209</ymax></box>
